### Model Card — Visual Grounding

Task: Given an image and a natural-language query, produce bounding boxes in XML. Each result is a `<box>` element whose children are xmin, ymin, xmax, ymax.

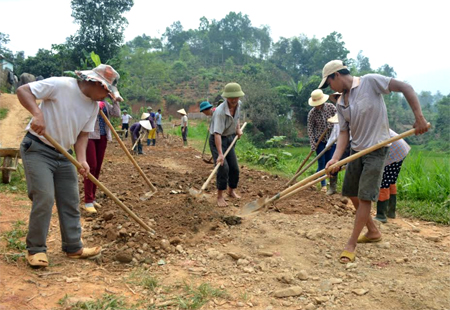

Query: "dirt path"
<box><xmin>0</xmin><ymin>94</ymin><xmax>449</xmax><ymax>310</ymax></box>
<box><xmin>0</xmin><ymin>93</ymin><xmax>31</xmax><ymax>148</ymax></box>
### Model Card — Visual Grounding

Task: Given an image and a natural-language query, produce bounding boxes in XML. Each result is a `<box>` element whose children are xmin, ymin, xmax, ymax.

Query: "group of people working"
<box><xmin>15</xmin><ymin>58</ymin><xmax>428</xmax><ymax>268</ymax></box>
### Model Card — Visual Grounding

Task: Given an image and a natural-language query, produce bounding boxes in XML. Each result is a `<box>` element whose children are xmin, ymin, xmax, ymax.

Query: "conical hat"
<box><xmin>140</xmin><ymin>112</ymin><xmax>150</xmax><ymax>120</ymax></box>
<box><xmin>177</xmin><ymin>109</ymin><xmax>187</xmax><ymax>115</ymax></box>
<box><xmin>139</xmin><ymin>120</ymin><xmax>152</xmax><ymax>130</ymax></box>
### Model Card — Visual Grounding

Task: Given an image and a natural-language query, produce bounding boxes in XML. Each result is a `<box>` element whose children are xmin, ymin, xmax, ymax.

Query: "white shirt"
<box><xmin>121</xmin><ymin>114</ymin><xmax>132</xmax><ymax>124</ymax></box>
<box><xmin>26</xmin><ymin>77</ymin><xmax>98</xmax><ymax>150</ymax></box>
<box><xmin>326</xmin><ymin>123</ymin><xmax>339</xmax><ymax>148</ymax></box>
<box><xmin>181</xmin><ymin>115</ymin><xmax>188</xmax><ymax>127</ymax></box>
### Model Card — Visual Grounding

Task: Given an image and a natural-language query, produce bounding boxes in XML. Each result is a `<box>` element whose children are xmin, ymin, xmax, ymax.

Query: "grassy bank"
<box><xmin>177</xmin><ymin>120</ymin><xmax>449</xmax><ymax>224</ymax></box>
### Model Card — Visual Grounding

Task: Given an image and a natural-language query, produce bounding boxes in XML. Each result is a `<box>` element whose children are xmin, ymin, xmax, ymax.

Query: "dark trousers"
<box><xmin>209</xmin><ymin>134</ymin><xmax>239</xmax><ymax>190</ymax></box>
<box><xmin>316</xmin><ymin>141</ymin><xmax>336</xmax><ymax>186</ymax></box>
<box><xmin>131</xmin><ymin>136</ymin><xmax>143</xmax><ymax>154</ymax></box>
<box><xmin>122</xmin><ymin>123</ymin><xmax>129</xmax><ymax>138</ymax></box>
<box><xmin>182</xmin><ymin>127</ymin><xmax>188</xmax><ymax>142</ymax></box>
<box><xmin>84</xmin><ymin>136</ymin><xmax>107</xmax><ymax>203</ymax></box>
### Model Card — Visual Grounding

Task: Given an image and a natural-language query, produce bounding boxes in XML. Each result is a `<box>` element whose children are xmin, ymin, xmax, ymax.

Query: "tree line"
<box><xmin>0</xmin><ymin>0</ymin><xmax>448</xmax><ymax>150</ymax></box>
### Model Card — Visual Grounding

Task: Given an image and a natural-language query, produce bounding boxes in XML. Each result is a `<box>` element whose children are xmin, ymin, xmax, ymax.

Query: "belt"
<box><xmin>25</xmin><ymin>132</ymin><xmax>73</xmax><ymax>155</ymax></box>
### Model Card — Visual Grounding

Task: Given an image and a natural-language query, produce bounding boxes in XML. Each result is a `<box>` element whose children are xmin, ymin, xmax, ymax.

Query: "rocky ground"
<box><xmin>0</xmin><ymin>93</ymin><xmax>449</xmax><ymax>310</ymax></box>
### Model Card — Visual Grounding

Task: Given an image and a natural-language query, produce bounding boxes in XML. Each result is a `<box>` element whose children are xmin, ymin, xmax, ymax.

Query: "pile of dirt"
<box><xmin>79</xmin><ymin>139</ymin><xmax>353</xmax><ymax>268</ymax></box>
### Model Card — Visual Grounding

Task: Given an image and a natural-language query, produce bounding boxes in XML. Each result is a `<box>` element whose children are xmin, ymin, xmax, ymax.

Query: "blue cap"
<box><xmin>199</xmin><ymin>101</ymin><xmax>213</xmax><ymax>112</ymax></box>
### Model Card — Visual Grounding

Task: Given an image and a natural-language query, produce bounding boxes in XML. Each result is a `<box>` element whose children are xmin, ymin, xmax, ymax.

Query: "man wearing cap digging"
<box><xmin>321</xmin><ymin>60</ymin><xmax>429</xmax><ymax>264</ymax></box>
<box><xmin>16</xmin><ymin>64</ymin><xmax>123</xmax><ymax>267</ymax></box>
<box><xmin>209</xmin><ymin>83</ymin><xmax>244</xmax><ymax>207</ymax></box>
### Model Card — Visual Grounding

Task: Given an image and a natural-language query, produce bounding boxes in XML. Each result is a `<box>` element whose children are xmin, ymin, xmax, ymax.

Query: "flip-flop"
<box><xmin>339</xmin><ymin>250</ymin><xmax>355</xmax><ymax>264</ymax></box>
<box><xmin>66</xmin><ymin>246</ymin><xmax>101</xmax><ymax>259</ymax></box>
<box><xmin>26</xmin><ymin>252</ymin><xmax>49</xmax><ymax>267</ymax></box>
<box><xmin>357</xmin><ymin>235</ymin><xmax>383</xmax><ymax>243</ymax></box>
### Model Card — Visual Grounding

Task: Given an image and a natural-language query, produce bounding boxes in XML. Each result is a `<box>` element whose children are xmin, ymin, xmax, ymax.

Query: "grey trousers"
<box><xmin>20</xmin><ymin>136</ymin><xmax>82</xmax><ymax>254</ymax></box>
<box><xmin>209</xmin><ymin>134</ymin><xmax>239</xmax><ymax>190</ymax></box>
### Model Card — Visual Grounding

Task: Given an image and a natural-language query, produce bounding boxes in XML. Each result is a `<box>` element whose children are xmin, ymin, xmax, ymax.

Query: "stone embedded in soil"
<box><xmin>273</xmin><ymin>286</ymin><xmax>303</xmax><ymax>298</ymax></box>
<box><xmin>115</xmin><ymin>252</ymin><xmax>133</xmax><ymax>263</ymax></box>
<box><xmin>103</xmin><ymin>211</ymin><xmax>114</xmax><ymax>221</ymax></box>
<box><xmin>352</xmin><ymin>289</ymin><xmax>369</xmax><ymax>296</ymax></box>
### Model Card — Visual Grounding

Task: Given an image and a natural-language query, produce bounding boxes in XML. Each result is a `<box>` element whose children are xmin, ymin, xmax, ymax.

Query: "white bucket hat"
<box><xmin>308</xmin><ymin>89</ymin><xmax>329</xmax><ymax>107</ymax></box>
<box><xmin>75</xmin><ymin>64</ymin><xmax>123</xmax><ymax>102</ymax></box>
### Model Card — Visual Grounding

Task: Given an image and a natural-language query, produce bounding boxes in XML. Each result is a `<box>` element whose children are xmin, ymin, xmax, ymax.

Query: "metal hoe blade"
<box><xmin>189</xmin><ymin>187</ymin><xmax>212</xmax><ymax>200</ymax></box>
<box><xmin>237</xmin><ymin>197</ymin><xmax>269</xmax><ymax>216</ymax></box>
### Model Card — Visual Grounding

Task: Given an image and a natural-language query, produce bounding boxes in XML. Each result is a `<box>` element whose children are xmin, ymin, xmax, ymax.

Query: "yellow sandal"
<box><xmin>339</xmin><ymin>250</ymin><xmax>355</xmax><ymax>264</ymax></box>
<box><xmin>66</xmin><ymin>247</ymin><xmax>101</xmax><ymax>259</ymax></box>
<box><xmin>26</xmin><ymin>252</ymin><xmax>49</xmax><ymax>267</ymax></box>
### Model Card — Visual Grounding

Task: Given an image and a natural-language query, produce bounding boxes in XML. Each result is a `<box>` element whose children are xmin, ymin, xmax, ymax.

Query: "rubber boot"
<box><xmin>152</xmin><ymin>139</ymin><xmax>156</xmax><ymax>146</ymax></box>
<box><xmin>387</xmin><ymin>194</ymin><xmax>397</xmax><ymax>218</ymax></box>
<box><xmin>326</xmin><ymin>176</ymin><xmax>338</xmax><ymax>195</ymax></box>
<box><xmin>184</xmin><ymin>141</ymin><xmax>187</xmax><ymax>147</ymax></box>
<box><xmin>374</xmin><ymin>200</ymin><xmax>389</xmax><ymax>223</ymax></box>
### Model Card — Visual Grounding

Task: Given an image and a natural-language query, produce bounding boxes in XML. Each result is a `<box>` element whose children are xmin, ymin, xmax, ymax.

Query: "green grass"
<box><xmin>0</xmin><ymin>108</ymin><xmax>8</xmax><ymax>120</ymax></box>
<box><xmin>176</xmin><ymin>281</ymin><xmax>228</xmax><ymax>310</ymax></box>
<box><xmin>0</xmin><ymin>163</ymin><xmax>27</xmax><ymax>194</ymax></box>
<box><xmin>58</xmin><ymin>294</ymin><xmax>131</xmax><ymax>310</ymax></box>
<box><xmin>2</xmin><ymin>220</ymin><xmax>27</xmax><ymax>251</ymax></box>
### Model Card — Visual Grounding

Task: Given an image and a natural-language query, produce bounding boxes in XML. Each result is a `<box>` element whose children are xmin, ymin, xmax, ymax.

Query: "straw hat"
<box><xmin>308</xmin><ymin>89</ymin><xmax>329</xmax><ymax>107</ymax></box>
<box><xmin>75</xmin><ymin>64</ymin><xmax>123</xmax><ymax>101</ymax></box>
<box><xmin>327</xmin><ymin>114</ymin><xmax>339</xmax><ymax>124</ymax></box>
<box><xmin>139</xmin><ymin>120</ymin><xmax>152</xmax><ymax>130</ymax></box>
<box><xmin>177</xmin><ymin>108</ymin><xmax>187</xmax><ymax>115</ymax></box>
<box><xmin>140</xmin><ymin>112</ymin><xmax>150</xmax><ymax>120</ymax></box>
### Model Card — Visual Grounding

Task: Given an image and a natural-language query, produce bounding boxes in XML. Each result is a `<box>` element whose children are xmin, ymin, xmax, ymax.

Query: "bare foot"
<box><xmin>227</xmin><ymin>190</ymin><xmax>241</xmax><ymax>199</ymax></box>
<box><xmin>217</xmin><ymin>196</ymin><xmax>228</xmax><ymax>207</ymax></box>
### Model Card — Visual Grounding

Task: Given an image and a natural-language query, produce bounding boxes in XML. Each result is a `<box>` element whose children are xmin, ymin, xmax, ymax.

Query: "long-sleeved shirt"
<box><xmin>307</xmin><ymin>102</ymin><xmax>336</xmax><ymax>151</ymax></box>
<box><xmin>129</xmin><ymin>123</ymin><xmax>142</xmax><ymax>140</ymax></box>
<box><xmin>88</xmin><ymin>100</ymin><xmax>121</xmax><ymax>141</ymax></box>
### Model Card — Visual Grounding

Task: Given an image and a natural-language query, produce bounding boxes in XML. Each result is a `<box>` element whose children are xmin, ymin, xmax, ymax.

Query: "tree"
<box><xmin>69</xmin><ymin>0</ymin><xmax>133</xmax><ymax>66</ymax></box>
<box><xmin>355</xmin><ymin>51</ymin><xmax>372</xmax><ymax>74</ymax></box>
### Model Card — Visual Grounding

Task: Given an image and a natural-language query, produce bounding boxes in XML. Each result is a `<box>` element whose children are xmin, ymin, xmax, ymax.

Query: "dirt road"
<box><xmin>0</xmin><ymin>93</ymin><xmax>449</xmax><ymax>310</ymax></box>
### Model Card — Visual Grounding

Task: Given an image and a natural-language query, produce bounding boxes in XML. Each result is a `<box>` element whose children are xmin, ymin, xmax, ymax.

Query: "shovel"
<box><xmin>238</xmin><ymin>125</ymin><xmax>430</xmax><ymax>216</ymax></box>
<box><xmin>293</xmin><ymin>127</ymin><xmax>328</xmax><ymax>175</ymax></box>
<box><xmin>286</xmin><ymin>137</ymin><xmax>338</xmax><ymax>186</ymax></box>
<box><xmin>189</xmin><ymin>122</ymin><xmax>247</xmax><ymax>199</ymax></box>
<box><xmin>100</xmin><ymin>110</ymin><xmax>157</xmax><ymax>200</ymax></box>
<box><xmin>43</xmin><ymin>133</ymin><xmax>155</xmax><ymax>233</ymax></box>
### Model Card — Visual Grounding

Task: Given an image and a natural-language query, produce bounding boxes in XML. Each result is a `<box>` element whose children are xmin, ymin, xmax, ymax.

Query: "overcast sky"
<box><xmin>1</xmin><ymin>0</ymin><xmax>448</xmax><ymax>94</ymax></box>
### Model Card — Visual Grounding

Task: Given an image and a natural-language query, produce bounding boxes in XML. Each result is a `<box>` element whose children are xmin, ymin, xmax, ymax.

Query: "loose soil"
<box><xmin>0</xmin><ymin>93</ymin><xmax>449</xmax><ymax>310</ymax></box>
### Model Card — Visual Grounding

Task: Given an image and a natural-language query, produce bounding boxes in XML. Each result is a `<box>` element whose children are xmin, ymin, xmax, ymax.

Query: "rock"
<box><xmin>176</xmin><ymin>245</ymin><xmax>184</xmax><ymax>253</ymax></box>
<box><xmin>273</xmin><ymin>286</ymin><xmax>303</xmax><ymax>298</ymax></box>
<box><xmin>340</xmin><ymin>197</ymin><xmax>349</xmax><ymax>204</ymax></box>
<box><xmin>277</xmin><ymin>274</ymin><xmax>295</xmax><ymax>284</ymax></box>
<box><xmin>412</xmin><ymin>227</ymin><xmax>421</xmax><ymax>233</ymax></box>
<box><xmin>115</xmin><ymin>252</ymin><xmax>133</xmax><ymax>263</ymax></box>
<box><xmin>105</xmin><ymin>228</ymin><xmax>118</xmax><ymax>241</ymax></box>
<box><xmin>103</xmin><ymin>211</ymin><xmax>114</xmax><ymax>221</ymax></box>
<box><xmin>237</xmin><ymin>259</ymin><xmax>250</xmax><ymax>266</ymax></box>
<box><xmin>160</xmin><ymin>239</ymin><xmax>171</xmax><ymax>251</ymax></box>
<box><xmin>169</xmin><ymin>236</ymin><xmax>183</xmax><ymax>245</ymax></box>
<box><xmin>377</xmin><ymin>242</ymin><xmax>391</xmax><ymax>249</ymax></box>
<box><xmin>305</xmin><ymin>303</ymin><xmax>316</xmax><ymax>310</ymax></box>
<box><xmin>315</xmin><ymin>296</ymin><xmax>329</xmax><ymax>304</ymax></box>
<box><xmin>352</xmin><ymin>289</ymin><xmax>369</xmax><ymax>296</ymax></box>
<box><xmin>426</xmin><ymin>236</ymin><xmax>441</xmax><ymax>242</ymax></box>
<box><xmin>258</xmin><ymin>251</ymin><xmax>274</xmax><ymax>257</ymax></box>
<box><xmin>297</xmin><ymin>270</ymin><xmax>309</xmax><ymax>280</ymax></box>
<box><xmin>330</xmin><ymin>278</ymin><xmax>343</xmax><ymax>284</ymax></box>
<box><xmin>346</xmin><ymin>263</ymin><xmax>358</xmax><ymax>269</ymax></box>
<box><xmin>227</xmin><ymin>252</ymin><xmax>244</xmax><ymax>260</ymax></box>
<box><xmin>243</xmin><ymin>266</ymin><xmax>255</xmax><ymax>273</ymax></box>
<box><xmin>118</xmin><ymin>228</ymin><xmax>128</xmax><ymax>237</ymax></box>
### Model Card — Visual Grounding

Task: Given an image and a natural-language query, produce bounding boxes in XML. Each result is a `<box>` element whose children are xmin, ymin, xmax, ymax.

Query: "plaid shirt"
<box><xmin>386</xmin><ymin>129</ymin><xmax>411</xmax><ymax>165</ymax></box>
<box><xmin>307</xmin><ymin>103</ymin><xmax>336</xmax><ymax>151</ymax></box>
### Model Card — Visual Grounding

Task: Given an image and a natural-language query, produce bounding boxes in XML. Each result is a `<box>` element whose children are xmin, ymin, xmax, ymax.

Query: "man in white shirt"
<box><xmin>121</xmin><ymin>110</ymin><xmax>132</xmax><ymax>138</ymax></box>
<box><xmin>17</xmin><ymin>64</ymin><xmax>122</xmax><ymax>268</ymax></box>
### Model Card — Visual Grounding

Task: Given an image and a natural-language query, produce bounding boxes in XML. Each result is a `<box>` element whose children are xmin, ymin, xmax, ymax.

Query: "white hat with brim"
<box><xmin>308</xmin><ymin>89</ymin><xmax>329</xmax><ymax>107</ymax></box>
<box><xmin>75</xmin><ymin>64</ymin><xmax>123</xmax><ymax>102</ymax></box>
<box><xmin>318</xmin><ymin>60</ymin><xmax>348</xmax><ymax>89</ymax></box>
<box><xmin>141</xmin><ymin>112</ymin><xmax>150</xmax><ymax>120</ymax></box>
<box><xmin>139</xmin><ymin>120</ymin><xmax>152</xmax><ymax>130</ymax></box>
<box><xmin>177</xmin><ymin>108</ymin><xmax>187</xmax><ymax>115</ymax></box>
<box><xmin>327</xmin><ymin>114</ymin><xmax>339</xmax><ymax>124</ymax></box>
